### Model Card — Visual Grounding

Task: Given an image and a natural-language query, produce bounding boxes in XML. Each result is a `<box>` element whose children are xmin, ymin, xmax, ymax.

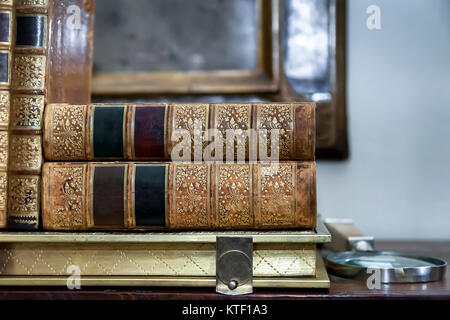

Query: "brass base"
<box><xmin>0</xmin><ymin>226</ymin><xmax>331</xmax><ymax>288</ymax></box>
<box><xmin>0</xmin><ymin>253</ymin><xmax>329</xmax><ymax>288</ymax></box>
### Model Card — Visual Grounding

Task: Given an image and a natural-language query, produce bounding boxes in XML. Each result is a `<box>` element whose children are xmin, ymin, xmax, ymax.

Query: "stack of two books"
<box><xmin>3</xmin><ymin>102</ymin><xmax>330</xmax><ymax>290</ymax></box>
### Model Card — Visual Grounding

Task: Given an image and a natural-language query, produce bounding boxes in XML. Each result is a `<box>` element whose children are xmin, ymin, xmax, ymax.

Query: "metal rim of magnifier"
<box><xmin>326</xmin><ymin>250</ymin><xmax>447</xmax><ymax>283</ymax></box>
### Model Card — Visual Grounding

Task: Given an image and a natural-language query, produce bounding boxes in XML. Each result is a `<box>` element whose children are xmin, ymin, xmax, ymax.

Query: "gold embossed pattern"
<box><xmin>0</xmin><ymin>172</ymin><xmax>6</xmax><ymax>221</ymax></box>
<box><xmin>50</xmin><ymin>105</ymin><xmax>86</xmax><ymax>160</ymax></box>
<box><xmin>173</xmin><ymin>104</ymin><xmax>208</xmax><ymax>131</ymax></box>
<box><xmin>257</xmin><ymin>104</ymin><xmax>294</xmax><ymax>159</ymax></box>
<box><xmin>257</xmin><ymin>164</ymin><xmax>296</xmax><ymax>227</ymax></box>
<box><xmin>215</xmin><ymin>104</ymin><xmax>251</xmax><ymax>159</ymax></box>
<box><xmin>0</xmin><ymin>91</ymin><xmax>9</xmax><ymax>127</ymax></box>
<box><xmin>0</xmin><ymin>243</ymin><xmax>315</xmax><ymax>277</ymax></box>
<box><xmin>216</xmin><ymin>164</ymin><xmax>253</xmax><ymax>228</ymax></box>
<box><xmin>9</xmin><ymin>135</ymin><xmax>42</xmax><ymax>172</ymax></box>
<box><xmin>10</xmin><ymin>95</ymin><xmax>44</xmax><ymax>130</ymax></box>
<box><xmin>7</xmin><ymin>175</ymin><xmax>40</xmax><ymax>225</ymax></box>
<box><xmin>170</xmin><ymin>164</ymin><xmax>210</xmax><ymax>228</ymax></box>
<box><xmin>15</xmin><ymin>0</ymin><xmax>47</xmax><ymax>7</ymax></box>
<box><xmin>171</xmin><ymin>104</ymin><xmax>208</xmax><ymax>159</ymax></box>
<box><xmin>12</xmin><ymin>55</ymin><xmax>46</xmax><ymax>91</ymax></box>
<box><xmin>0</xmin><ymin>131</ymin><xmax>8</xmax><ymax>168</ymax></box>
<box><xmin>47</xmin><ymin>165</ymin><xmax>85</xmax><ymax>229</ymax></box>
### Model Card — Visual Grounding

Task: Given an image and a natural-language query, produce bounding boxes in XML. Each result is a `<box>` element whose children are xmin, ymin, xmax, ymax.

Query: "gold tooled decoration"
<box><xmin>256</xmin><ymin>104</ymin><xmax>294</xmax><ymax>159</ymax></box>
<box><xmin>215</xmin><ymin>104</ymin><xmax>251</xmax><ymax>160</ymax></box>
<box><xmin>10</xmin><ymin>95</ymin><xmax>44</xmax><ymax>130</ymax></box>
<box><xmin>0</xmin><ymin>131</ymin><xmax>8</xmax><ymax>168</ymax></box>
<box><xmin>0</xmin><ymin>91</ymin><xmax>9</xmax><ymax>127</ymax></box>
<box><xmin>172</xmin><ymin>104</ymin><xmax>208</xmax><ymax>160</ymax></box>
<box><xmin>50</xmin><ymin>105</ymin><xmax>86</xmax><ymax>160</ymax></box>
<box><xmin>7</xmin><ymin>175</ymin><xmax>39</xmax><ymax>221</ymax></box>
<box><xmin>15</xmin><ymin>0</ymin><xmax>47</xmax><ymax>8</ymax></box>
<box><xmin>12</xmin><ymin>55</ymin><xmax>46</xmax><ymax>91</ymax></box>
<box><xmin>171</xmin><ymin>163</ymin><xmax>210</xmax><ymax>228</ymax></box>
<box><xmin>49</xmin><ymin>165</ymin><xmax>86</xmax><ymax>229</ymax></box>
<box><xmin>0</xmin><ymin>1</ymin><xmax>13</xmax><ymax>6</ymax></box>
<box><xmin>9</xmin><ymin>135</ymin><xmax>42</xmax><ymax>172</ymax></box>
<box><xmin>0</xmin><ymin>172</ymin><xmax>6</xmax><ymax>213</ymax></box>
<box><xmin>258</xmin><ymin>164</ymin><xmax>296</xmax><ymax>226</ymax></box>
<box><xmin>216</xmin><ymin>163</ymin><xmax>252</xmax><ymax>228</ymax></box>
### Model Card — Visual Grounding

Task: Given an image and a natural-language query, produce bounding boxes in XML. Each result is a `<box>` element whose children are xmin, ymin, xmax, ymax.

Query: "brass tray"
<box><xmin>0</xmin><ymin>223</ymin><xmax>330</xmax><ymax>288</ymax></box>
<box><xmin>0</xmin><ymin>253</ymin><xmax>329</xmax><ymax>288</ymax></box>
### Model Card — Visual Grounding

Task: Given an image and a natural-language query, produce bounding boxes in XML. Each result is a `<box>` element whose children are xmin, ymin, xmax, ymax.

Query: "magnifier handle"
<box><xmin>324</xmin><ymin>219</ymin><xmax>375</xmax><ymax>252</ymax></box>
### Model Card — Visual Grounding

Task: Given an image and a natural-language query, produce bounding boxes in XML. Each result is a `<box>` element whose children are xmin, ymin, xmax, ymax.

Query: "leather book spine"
<box><xmin>8</xmin><ymin>0</ymin><xmax>94</xmax><ymax>229</ymax></box>
<box><xmin>44</xmin><ymin>102</ymin><xmax>316</xmax><ymax>161</ymax></box>
<box><xmin>42</xmin><ymin>162</ymin><xmax>317</xmax><ymax>231</ymax></box>
<box><xmin>7</xmin><ymin>0</ymin><xmax>48</xmax><ymax>229</ymax></box>
<box><xmin>0</xmin><ymin>0</ymin><xmax>14</xmax><ymax>228</ymax></box>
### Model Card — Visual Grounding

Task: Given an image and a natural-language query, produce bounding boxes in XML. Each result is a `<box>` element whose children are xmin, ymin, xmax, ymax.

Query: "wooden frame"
<box><xmin>275</xmin><ymin>0</ymin><xmax>348</xmax><ymax>158</ymax></box>
<box><xmin>92</xmin><ymin>0</ymin><xmax>279</xmax><ymax>96</ymax></box>
<box><xmin>91</xmin><ymin>0</ymin><xmax>348</xmax><ymax>159</ymax></box>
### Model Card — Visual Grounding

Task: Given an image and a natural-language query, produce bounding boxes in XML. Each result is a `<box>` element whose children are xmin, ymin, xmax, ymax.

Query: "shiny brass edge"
<box><xmin>0</xmin><ymin>228</ymin><xmax>330</xmax><ymax>243</ymax></box>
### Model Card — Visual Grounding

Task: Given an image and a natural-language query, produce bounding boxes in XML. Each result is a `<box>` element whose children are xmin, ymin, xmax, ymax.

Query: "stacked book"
<box><xmin>42</xmin><ymin>103</ymin><xmax>317</xmax><ymax>231</ymax></box>
<box><xmin>0</xmin><ymin>0</ymin><xmax>330</xmax><ymax>291</ymax></box>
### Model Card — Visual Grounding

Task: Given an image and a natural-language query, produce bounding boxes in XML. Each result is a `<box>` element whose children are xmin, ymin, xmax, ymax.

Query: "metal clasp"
<box><xmin>216</xmin><ymin>236</ymin><xmax>253</xmax><ymax>295</ymax></box>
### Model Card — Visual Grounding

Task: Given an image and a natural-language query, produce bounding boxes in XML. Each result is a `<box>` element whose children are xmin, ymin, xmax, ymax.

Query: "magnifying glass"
<box><xmin>324</xmin><ymin>219</ymin><xmax>447</xmax><ymax>283</ymax></box>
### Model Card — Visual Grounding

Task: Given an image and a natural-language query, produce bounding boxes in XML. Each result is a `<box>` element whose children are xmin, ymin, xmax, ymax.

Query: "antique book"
<box><xmin>7</xmin><ymin>0</ymin><xmax>94</xmax><ymax>229</ymax></box>
<box><xmin>0</xmin><ymin>0</ymin><xmax>14</xmax><ymax>228</ymax></box>
<box><xmin>42</xmin><ymin>162</ymin><xmax>317</xmax><ymax>230</ymax></box>
<box><xmin>43</xmin><ymin>102</ymin><xmax>315</xmax><ymax>162</ymax></box>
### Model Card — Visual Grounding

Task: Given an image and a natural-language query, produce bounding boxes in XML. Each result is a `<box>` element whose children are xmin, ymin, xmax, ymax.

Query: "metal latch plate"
<box><xmin>216</xmin><ymin>236</ymin><xmax>253</xmax><ymax>295</ymax></box>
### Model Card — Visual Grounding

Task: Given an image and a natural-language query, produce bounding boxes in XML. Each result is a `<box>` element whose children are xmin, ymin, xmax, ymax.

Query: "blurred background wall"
<box><xmin>318</xmin><ymin>0</ymin><xmax>450</xmax><ymax>239</ymax></box>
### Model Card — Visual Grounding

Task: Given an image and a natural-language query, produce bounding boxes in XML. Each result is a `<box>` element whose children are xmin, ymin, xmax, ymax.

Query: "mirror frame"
<box><xmin>91</xmin><ymin>0</ymin><xmax>348</xmax><ymax>159</ymax></box>
<box><xmin>92</xmin><ymin>0</ymin><xmax>279</xmax><ymax>96</ymax></box>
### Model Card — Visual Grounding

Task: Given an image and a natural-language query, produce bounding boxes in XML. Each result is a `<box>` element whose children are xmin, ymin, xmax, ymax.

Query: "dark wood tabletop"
<box><xmin>0</xmin><ymin>241</ymin><xmax>448</xmax><ymax>300</ymax></box>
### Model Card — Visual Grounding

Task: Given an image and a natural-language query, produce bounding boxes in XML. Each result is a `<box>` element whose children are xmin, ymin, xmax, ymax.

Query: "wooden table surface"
<box><xmin>0</xmin><ymin>241</ymin><xmax>448</xmax><ymax>300</ymax></box>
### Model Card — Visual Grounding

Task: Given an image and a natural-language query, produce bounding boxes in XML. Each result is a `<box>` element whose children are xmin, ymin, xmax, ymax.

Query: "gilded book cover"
<box><xmin>43</xmin><ymin>102</ymin><xmax>315</xmax><ymax>162</ymax></box>
<box><xmin>7</xmin><ymin>0</ymin><xmax>94</xmax><ymax>229</ymax></box>
<box><xmin>42</xmin><ymin>162</ymin><xmax>317</xmax><ymax>230</ymax></box>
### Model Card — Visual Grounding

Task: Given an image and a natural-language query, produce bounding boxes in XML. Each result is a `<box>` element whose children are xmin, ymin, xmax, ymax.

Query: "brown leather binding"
<box><xmin>7</xmin><ymin>0</ymin><xmax>94</xmax><ymax>229</ymax></box>
<box><xmin>44</xmin><ymin>102</ymin><xmax>316</xmax><ymax>162</ymax></box>
<box><xmin>42</xmin><ymin>162</ymin><xmax>317</xmax><ymax>231</ymax></box>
